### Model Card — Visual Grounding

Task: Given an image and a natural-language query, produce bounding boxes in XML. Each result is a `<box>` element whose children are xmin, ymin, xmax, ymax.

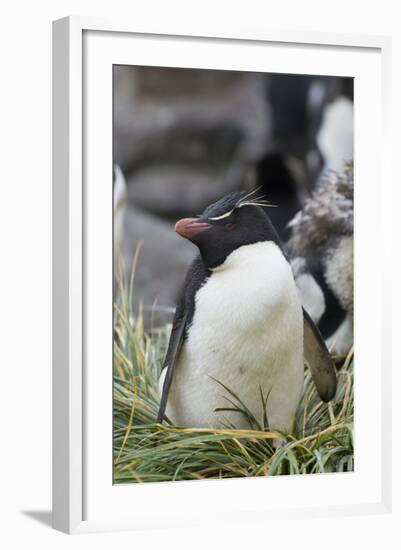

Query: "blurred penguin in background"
<box><xmin>287</xmin><ymin>163</ymin><xmax>354</xmax><ymax>355</ymax></box>
<box><xmin>252</xmin><ymin>75</ymin><xmax>354</xmax><ymax>354</ymax></box>
<box><xmin>113</xmin><ymin>164</ymin><xmax>127</xmax><ymax>306</ymax></box>
<box><xmin>286</xmin><ymin>79</ymin><xmax>354</xmax><ymax>355</ymax></box>
<box><xmin>316</xmin><ymin>83</ymin><xmax>353</xmax><ymax>178</ymax></box>
<box><xmin>253</xmin><ymin>75</ymin><xmax>353</xmax><ymax>241</ymax></box>
<box><xmin>113</xmin><ymin>164</ymin><xmax>127</xmax><ymax>257</ymax></box>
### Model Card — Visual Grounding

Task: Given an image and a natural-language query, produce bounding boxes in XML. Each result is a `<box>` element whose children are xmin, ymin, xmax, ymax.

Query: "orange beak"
<box><xmin>175</xmin><ymin>218</ymin><xmax>211</xmax><ymax>239</ymax></box>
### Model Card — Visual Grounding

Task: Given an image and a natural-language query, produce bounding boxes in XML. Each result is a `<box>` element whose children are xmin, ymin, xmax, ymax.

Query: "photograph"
<box><xmin>112</xmin><ymin>65</ymin><xmax>354</xmax><ymax>484</ymax></box>
<box><xmin>1</xmin><ymin>0</ymin><xmax>395</xmax><ymax>542</ymax></box>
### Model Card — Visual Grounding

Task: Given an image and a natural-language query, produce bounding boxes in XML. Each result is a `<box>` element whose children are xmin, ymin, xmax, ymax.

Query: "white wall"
<box><xmin>0</xmin><ymin>0</ymin><xmax>399</xmax><ymax>548</ymax></box>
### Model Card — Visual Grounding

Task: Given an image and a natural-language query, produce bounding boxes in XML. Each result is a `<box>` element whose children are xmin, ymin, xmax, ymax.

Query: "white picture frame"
<box><xmin>52</xmin><ymin>16</ymin><xmax>392</xmax><ymax>534</ymax></box>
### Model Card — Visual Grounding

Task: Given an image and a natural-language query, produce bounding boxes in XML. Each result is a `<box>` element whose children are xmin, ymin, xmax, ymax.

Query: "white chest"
<box><xmin>165</xmin><ymin>241</ymin><xmax>304</xmax><ymax>430</ymax></box>
<box><xmin>190</xmin><ymin>241</ymin><xmax>300</xmax><ymax>352</ymax></box>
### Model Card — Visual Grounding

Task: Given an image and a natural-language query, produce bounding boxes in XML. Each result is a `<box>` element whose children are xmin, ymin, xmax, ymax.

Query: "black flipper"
<box><xmin>157</xmin><ymin>305</ymin><xmax>187</xmax><ymax>423</ymax></box>
<box><xmin>157</xmin><ymin>255</ymin><xmax>210</xmax><ymax>423</ymax></box>
<box><xmin>303</xmin><ymin>308</ymin><xmax>337</xmax><ymax>402</ymax></box>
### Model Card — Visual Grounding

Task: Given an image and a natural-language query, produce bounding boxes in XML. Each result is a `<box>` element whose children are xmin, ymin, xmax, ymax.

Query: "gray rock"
<box><xmin>126</xmin><ymin>164</ymin><xmax>240</xmax><ymax>218</ymax></box>
<box><xmin>113</xmin><ymin>66</ymin><xmax>271</xmax><ymax>216</ymax></box>
<box><xmin>121</xmin><ymin>202</ymin><xmax>196</xmax><ymax>326</ymax></box>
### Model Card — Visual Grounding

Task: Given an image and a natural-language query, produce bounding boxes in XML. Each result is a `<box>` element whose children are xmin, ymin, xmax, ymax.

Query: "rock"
<box><xmin>126</xmin><ymin>164</ymin><xmax>239</xmax><ymax>218</ymax></box>
<box><xmin>121</xmin><ymin>201</ymin><xmax>196</xmax><ymax>326</ymax></box>
<box><xmin>113</xmin><ymin>66</ymin><xmax>271</xmax><ymax>216</ymax></box>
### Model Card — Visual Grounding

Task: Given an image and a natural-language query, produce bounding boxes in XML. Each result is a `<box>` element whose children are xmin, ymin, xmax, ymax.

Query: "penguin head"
<box><xmin>175</xmin><ymin>191</ymin><xmax>281</xmax><ymax>268</ymax></box>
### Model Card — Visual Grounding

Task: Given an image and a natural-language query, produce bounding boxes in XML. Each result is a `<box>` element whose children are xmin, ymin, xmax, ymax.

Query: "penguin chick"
<box><xmin>287</xmin><ymin>163</ymin><xmax>353</xmax><ymax>354</ymax></box>
<box><xmin>158</xmin><ymin>191</ymin><xmax>337</xmax><ymax>431</ymax></box>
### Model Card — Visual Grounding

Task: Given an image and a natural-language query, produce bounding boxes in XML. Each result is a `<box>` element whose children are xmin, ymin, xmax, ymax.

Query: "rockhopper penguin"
<box><xmin>157</xmin><ymin>190</ymin><xmax>337</xmax><ymax>432</ymax></box>
<box><xmin>287</xmin><ymin>163</ymin><xmax>354</xmax><ymax>354</ymax></box>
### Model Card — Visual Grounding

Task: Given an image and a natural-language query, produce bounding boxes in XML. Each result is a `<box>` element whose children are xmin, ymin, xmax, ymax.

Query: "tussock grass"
<box><xmin>113</xmin><ymin>254</ymin><xmax>354</xmax><ymax>483</ymax></box>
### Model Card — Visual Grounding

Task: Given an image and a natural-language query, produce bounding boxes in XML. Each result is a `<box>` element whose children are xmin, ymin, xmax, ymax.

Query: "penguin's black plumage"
<box><xmin>157</xmin><ymin>191</ymin><xmax>336</xmax><ymax>429</ymax></box>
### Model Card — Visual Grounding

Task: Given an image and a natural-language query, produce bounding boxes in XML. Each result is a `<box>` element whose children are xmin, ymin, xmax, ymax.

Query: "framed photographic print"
<box><xmin>52</xmin><ymin>16</ymin><xmax>392</xmax><ymax>534</ymax></box>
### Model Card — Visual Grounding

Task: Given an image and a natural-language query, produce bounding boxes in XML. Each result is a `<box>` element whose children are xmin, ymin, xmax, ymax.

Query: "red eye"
<box><xmin>225</xmin><ymin>223</ymin><xmax>236</xmax><ymax>230</ymax></box>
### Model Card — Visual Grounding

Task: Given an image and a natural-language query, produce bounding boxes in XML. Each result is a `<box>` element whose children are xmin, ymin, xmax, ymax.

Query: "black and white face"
<box><xmin>175</xmin><ymin>191</ymin><xmax>281</xmax><ymax>268</ymax></box>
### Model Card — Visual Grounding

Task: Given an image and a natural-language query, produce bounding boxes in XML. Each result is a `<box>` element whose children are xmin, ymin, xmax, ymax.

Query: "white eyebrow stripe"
<box><xmin>238</xmin><ymin>201</ymin><xmax>277</xmax><ymax>208</ymax></box>
<box><xmin>234</xmin><ymin>186</ymin><xmax>263</xmax><ymax>206</ymax></box>
<box><xmin>208</xmin><ymin>209</ymin><xmax>234</xmax><ymax>221</ymax></box>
